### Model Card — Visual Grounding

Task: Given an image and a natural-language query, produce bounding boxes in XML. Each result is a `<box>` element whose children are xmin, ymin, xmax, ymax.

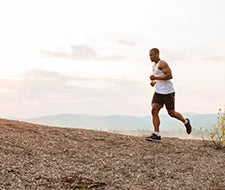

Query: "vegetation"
<box><xmin>209</xmin><ymin>108</ymin><xmax>225</xmax><ymax>148</ymax></box>
<box><xmin>201</xmin><ymin>108</ymin><xmax>225</xmax><ymax>148</ymax></box>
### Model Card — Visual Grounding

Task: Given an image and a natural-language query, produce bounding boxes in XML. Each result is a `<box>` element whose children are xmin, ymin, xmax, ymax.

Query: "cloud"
<box><xmin>117</xmin><ymin>39</ymin><xmax>135</xmax><ymax>46</ymax></box>
<box><xmin>41</xmin><ymin>45</ymin><xmax>126</xmax><ymax>61</ymax></box>
<box><xmin>69</xmin><ymin>45</ymin><xmax>98</xmax><ymax>60</ymax></box>
<box><xmin>0</xmin><ymin>70</ymin><xmax>144</xmax><ymax>106</ymax></box>
<box><xmin>1</xmin><ymin>68</ymin><xmax>223</xmax><ymax>117</ymax></box>
<box><xmin>0</xmin><ymin>69</ymin><xmax>146</xmax><ymax>117</ymax></box>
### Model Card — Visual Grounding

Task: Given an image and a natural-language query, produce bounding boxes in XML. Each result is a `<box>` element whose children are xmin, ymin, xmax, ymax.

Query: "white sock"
<box><xmin>154</xmin><ymin>132</ymin><xmax>160</xmax><ymax>136</ymax></box>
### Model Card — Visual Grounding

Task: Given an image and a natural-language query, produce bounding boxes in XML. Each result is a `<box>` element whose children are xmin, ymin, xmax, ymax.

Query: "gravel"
<box><xmin>0</xmin><ymin>118</ymin><xmax>225</xmax><ymax>190</ymax></box>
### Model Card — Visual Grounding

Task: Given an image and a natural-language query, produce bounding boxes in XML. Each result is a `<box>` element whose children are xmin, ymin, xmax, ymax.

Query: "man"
<box><xmin>146</xmin><ymin>48</ymin><xmax>192</xmax><ymax>141</ymax></box>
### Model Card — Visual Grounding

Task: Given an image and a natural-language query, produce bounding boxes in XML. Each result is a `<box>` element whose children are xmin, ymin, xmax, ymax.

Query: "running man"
<box><xmin>146</xmin><ymin>48</ymin><xmax>192</xmax><ymax>141</ymax></box>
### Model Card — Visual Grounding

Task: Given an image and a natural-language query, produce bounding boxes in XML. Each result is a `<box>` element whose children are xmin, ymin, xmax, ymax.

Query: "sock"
<box><xmin>154</xmin><ymin>132</ymin><xmax>160</xmax><ymax>136</ymax></box>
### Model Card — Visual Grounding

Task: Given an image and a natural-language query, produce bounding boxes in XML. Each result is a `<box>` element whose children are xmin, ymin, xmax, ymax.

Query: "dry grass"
<box><xmin>0</xmin><ymin>118</ymin><xmax>225</xmax><ymax>189</ymax></box>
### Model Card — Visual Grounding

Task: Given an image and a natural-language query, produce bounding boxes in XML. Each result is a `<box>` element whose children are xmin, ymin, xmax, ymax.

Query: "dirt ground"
<box><xmin>0</xmin><ymin>118</ymin><xmax>225</xmax><ymax>190</ymax></box>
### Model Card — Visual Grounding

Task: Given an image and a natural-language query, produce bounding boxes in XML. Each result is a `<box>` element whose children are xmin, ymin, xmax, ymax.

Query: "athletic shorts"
<box><xmin>152</xmin><ymin>92</ymin><xmax>175</xmax><ymax>110</ymax></box>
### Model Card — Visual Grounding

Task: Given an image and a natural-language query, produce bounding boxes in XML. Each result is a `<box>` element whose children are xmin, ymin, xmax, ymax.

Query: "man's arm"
<box><xmin>150</xmin><ymin>61</ymin><xmax>173</xmax><ymax>80</ymax></box>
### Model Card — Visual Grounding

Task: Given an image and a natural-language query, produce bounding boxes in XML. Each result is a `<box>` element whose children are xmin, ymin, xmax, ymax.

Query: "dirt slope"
<box><xmin>0</xmin><ymin>118</ymin><xmax>225</xmax><ymax>190</ymax></box>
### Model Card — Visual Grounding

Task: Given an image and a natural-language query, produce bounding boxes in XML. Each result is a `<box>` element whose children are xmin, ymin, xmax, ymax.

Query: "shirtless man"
<box><xmin>146</xmin><ymin>48</ymin><xmax>192</xmax><ymax>141</ymax></box>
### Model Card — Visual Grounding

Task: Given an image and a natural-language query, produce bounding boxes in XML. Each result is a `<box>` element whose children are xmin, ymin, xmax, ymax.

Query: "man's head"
<box><xmin>149</xmin><ymin>48</ymin><xmax>160</xmax><ymax>63</ymax></box>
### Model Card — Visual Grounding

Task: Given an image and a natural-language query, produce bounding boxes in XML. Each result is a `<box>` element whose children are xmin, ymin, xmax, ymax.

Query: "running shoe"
<box><xmin>185</xmin><ymin>118</ymin><xmax>192</xmax><ymax>134</ymax></box>
<box><xmin>146</xmin><ymin>133</ymin><xmax>161</xmax><ymax>142</ymax></box>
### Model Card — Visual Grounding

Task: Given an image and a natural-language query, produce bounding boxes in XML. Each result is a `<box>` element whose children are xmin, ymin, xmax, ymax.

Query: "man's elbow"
<box><xmin>163</xmin><ymin>73</ymin><xmax>173</xmax><ymax>80</ymax></box>
<box><xmin>168</xmin><ymin>75</ymin><xmax>173</xmax><ymax>80</ymax></box>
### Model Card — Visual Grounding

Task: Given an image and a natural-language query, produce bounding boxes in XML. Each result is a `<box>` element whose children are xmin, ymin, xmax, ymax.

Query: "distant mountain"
<box><xmin>23</xmin><ymin>113</ymin><xmax>217</xmax><ymax>131</ymax></box>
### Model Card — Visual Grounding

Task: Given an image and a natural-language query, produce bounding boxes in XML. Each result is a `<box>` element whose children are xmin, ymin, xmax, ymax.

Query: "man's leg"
<box><xmin>167</xmin><ymin>109</ymin><xmax>192</xmax><ymax>134</ymax></box>
<box><xmin>151</xmin><ymin>103</ymin><xmax>163</xmax><ymax>132</ymax></box>
<box><xmin>167</xmin><ymin>109</ymin><xmax>186</xmax><ymax>123</ymax></box>
<box><xmin>146</xmin><ymin>93</ymin><xmax>163</xmax><ymax>141</ymax></box>
<box><xmin>164</xmin><ymin>92</ymin><xmax>192</xmax><ymax>134</ymax></box>
<box><xmin>164</xmin><ymin>92</ymin><xmax>186</xmax><ymax>124</ymax></box>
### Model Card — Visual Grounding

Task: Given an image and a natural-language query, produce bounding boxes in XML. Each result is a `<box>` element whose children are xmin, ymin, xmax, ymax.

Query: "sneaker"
<box><xmin>146</xmin><ymin>133</ymin><xmax>161</xmax><ymax>142</ymax></box>
<box><xmin>185</xmin><ymin>118</ymin><xmax>192</xmax><ymax>134</ymax></box>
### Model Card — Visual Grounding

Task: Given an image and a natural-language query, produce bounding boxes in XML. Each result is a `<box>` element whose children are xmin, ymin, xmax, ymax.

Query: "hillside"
<box><xmin>0</xmin><ymin>118</ymin><xmax>225</xmax><ymax>189</ymax></box>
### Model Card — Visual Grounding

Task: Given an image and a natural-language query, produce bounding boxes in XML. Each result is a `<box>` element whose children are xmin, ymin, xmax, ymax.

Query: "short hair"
<box><xmin>150</xmin><ymin>48</ymin><xmax>160</xmax><ymax>55</ymax></box>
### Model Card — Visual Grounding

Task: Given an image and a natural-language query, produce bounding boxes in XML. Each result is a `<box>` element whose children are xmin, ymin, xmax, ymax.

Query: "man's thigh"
<box><xmin>164</xmin><ymin>92</ymin><xmax>175</xmax><ymax>110</ymax></box>
<box><xmin>152</xmin><ymin>92</ymin><xmax>164</xmax><ymax>107</ymax></box>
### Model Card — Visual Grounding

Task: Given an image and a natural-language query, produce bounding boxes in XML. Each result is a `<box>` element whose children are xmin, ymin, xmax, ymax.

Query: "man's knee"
<box><xmin>168</xmin><ymin>110</ymin><xmax>176</xmax><ymax>118</ymax></box>
<box><xmin>151</xmin><ymin>108</ymin><xmax>157</xmax><ymax>115</ymax></box>
<box><xmin>151</xmin><ymin>103</ymin><xmax>162</xmax><ymax>115</ymax></box>
<box><xmin>151</xmin><ymin>107</ymin><xmax>160</xmax><ymax>116</ymax></box>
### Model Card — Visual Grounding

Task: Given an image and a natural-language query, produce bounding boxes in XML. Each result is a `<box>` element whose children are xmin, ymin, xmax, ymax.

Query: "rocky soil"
<box><xmin>0</xmin><ymin>118</ymin><xmax>225</xmax><ymax>190</ymax></box>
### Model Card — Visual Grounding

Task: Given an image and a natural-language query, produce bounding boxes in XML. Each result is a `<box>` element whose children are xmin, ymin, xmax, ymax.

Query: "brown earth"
<box><xmin>0</xmin><ymin>118</ymin><xmax>225</xmax><ymax>190</ymax></box>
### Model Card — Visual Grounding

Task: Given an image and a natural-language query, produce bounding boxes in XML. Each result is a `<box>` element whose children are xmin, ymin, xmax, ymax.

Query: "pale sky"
<box><xmin>0</xmin><ymin>0</ymin><xmax>225</xmax><ymax>118</ymax></box>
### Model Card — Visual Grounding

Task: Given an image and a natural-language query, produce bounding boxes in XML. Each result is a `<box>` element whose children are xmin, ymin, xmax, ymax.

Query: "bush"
<box><xmin>209</xmin><ymin>108</ymin><xmax>225</xmax><ymax>148</ymax></box>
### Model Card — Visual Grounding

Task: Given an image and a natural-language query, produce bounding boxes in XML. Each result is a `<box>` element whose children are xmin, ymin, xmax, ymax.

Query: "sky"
<box><xmin>0</xmin><ymin>0</ymin><xmax>225</xmax><ymax>118</ymax></box>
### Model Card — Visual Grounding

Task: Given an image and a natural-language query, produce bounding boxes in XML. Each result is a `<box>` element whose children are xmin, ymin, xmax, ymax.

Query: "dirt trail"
<box><xmin>0</xmin><ymin>118</ymin><xmax>224</xmax><ymax>189</ymax></box>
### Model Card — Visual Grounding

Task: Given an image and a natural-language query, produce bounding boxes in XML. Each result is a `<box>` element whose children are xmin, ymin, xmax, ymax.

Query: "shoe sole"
<box><xmin>146</xmin><ymin>138</ymin><xmax>161</xmax><ymax>143</ymax></box>
<box><xmin>187</xmin><ymin>127</ymin><xmax>192</xmax><ymax>134</ymax></box>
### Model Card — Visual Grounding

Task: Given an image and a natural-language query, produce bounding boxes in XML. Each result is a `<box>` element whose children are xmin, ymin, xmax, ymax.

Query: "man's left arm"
<box><xmin>150</xmin><ymin>61</ymin><xmax>173</xmax><ymax>80</ymax></box>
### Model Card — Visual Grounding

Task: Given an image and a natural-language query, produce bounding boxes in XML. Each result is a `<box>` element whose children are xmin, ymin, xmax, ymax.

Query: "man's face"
<box><xmin>149</xmin><ymin>50</ymin><xmax>158</xmax><ymax>62</ymax></box>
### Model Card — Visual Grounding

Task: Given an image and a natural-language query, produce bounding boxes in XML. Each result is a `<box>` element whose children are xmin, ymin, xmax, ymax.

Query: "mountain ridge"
<box><xmin>22</xmin><ymin>113</ymin><xmax>217</xmax><ymax>131</ymax></box>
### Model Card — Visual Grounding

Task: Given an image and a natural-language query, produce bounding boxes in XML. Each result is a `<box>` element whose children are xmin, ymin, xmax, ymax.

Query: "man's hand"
<box><xmin>150</xmin><ymin>81</ymin><xmax>156</xmax><ymax>87</ymax></box>
<box><xmin>150</xmin><ymin>75</ymin><xmax>156</xmax><ymax>80</ymax></box>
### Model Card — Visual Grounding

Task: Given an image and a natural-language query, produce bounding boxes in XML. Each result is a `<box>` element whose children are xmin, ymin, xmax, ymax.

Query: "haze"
<box><xmin>0</xmin><ymin>0</ymin><xmax>224</xmax><ymax>118</ymax></box>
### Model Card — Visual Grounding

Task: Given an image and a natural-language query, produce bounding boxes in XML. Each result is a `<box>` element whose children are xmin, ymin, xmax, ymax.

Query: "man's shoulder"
<box><xmin>158</xmin><ymin>60</ymin><xmax>168</xmax><ymax>68</ymax></box>
<box><xmin>160</xmin><ymin>60</ymin><xmax>167</xmax><ymax>64</ymax></box>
